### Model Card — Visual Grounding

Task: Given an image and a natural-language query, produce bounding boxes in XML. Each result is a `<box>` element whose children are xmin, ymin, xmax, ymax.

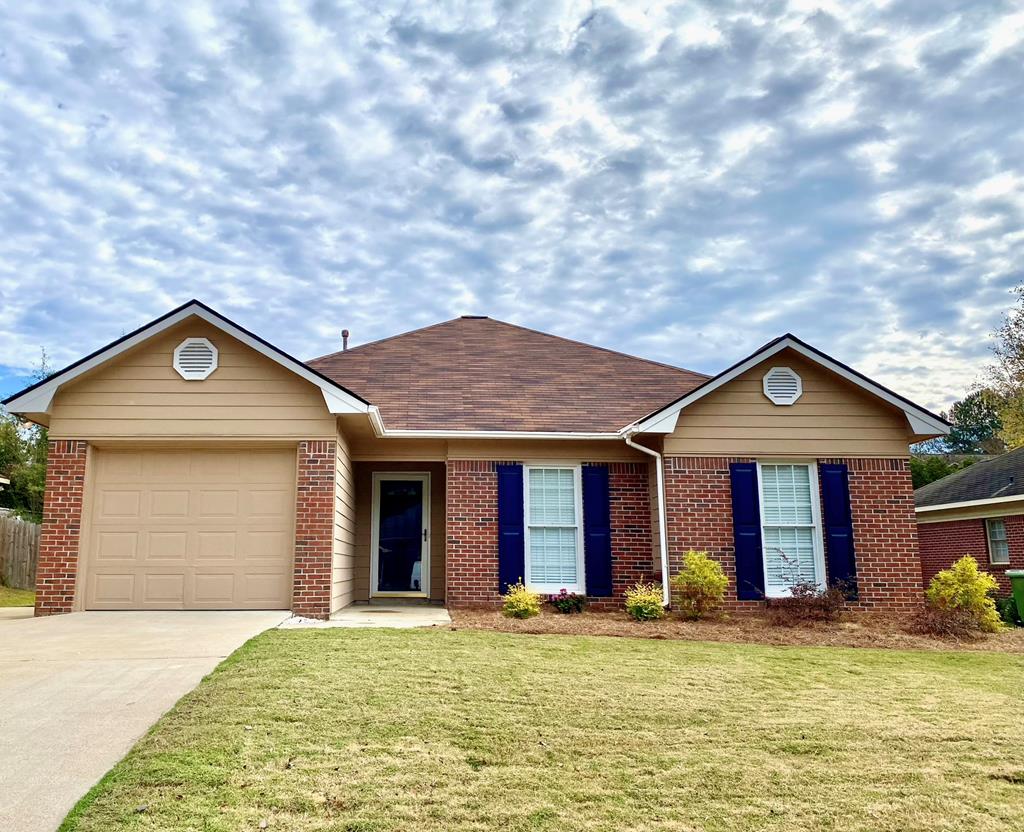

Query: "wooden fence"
<box><xmin>0</xmin><ymin>514</ymin><xmax>40</xmax><ymax>590</ymax></box>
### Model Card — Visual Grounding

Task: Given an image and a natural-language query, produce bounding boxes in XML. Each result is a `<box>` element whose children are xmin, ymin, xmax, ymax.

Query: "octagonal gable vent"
<box><xmin>762</xmin><ymin>366</ymin><xmax>802</xmax><ymax>405</ymax></box>
<box><xmin>173</xmin><ymin>337</ymin><xmax>218</xmax><ymax>380</ymax></box>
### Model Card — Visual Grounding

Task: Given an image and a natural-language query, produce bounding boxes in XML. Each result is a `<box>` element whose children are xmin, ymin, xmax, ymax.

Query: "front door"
<box><xmin>371</xmin><ymin>473</ymin><xmax>430</xmax><ymax>596</ymax></box>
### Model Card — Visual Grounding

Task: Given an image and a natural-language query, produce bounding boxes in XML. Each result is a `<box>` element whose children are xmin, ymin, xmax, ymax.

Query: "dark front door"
<box><xmin>375</xmin><ymin>477</ymin><xmax>427</xmax><ymax>594</ymax></box>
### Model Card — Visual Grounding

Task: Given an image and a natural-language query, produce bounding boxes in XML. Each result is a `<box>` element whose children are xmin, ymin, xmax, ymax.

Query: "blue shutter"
<box><xmin>819</xmin><ymin>463</ymin><xmax>858</xmax><ymax>598</ymax></box>
<box><xmin>497</xmin><ymin>464</ymin><xmax>525</xmax><ymax>594</ymax></box>
<box><xmin>730</xmin><ymin>462</ymin><xmax>765</xmax><ymax>601</ymax></box>
<box><xmin>582</xmin><ymin>465</ymin><xmax>613</xmax><ymax>597</ymax></box>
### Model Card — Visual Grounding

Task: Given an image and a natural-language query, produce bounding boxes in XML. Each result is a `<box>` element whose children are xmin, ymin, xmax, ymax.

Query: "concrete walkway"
<box><xmin>0</xmin><ymin>610</ymin><xmax>286</xmax><ymax>832</ymax></box>
<box><xmin>280</xmin><ymin>604</ymin><xmax>452</xmax><ymax>629</ymax></box>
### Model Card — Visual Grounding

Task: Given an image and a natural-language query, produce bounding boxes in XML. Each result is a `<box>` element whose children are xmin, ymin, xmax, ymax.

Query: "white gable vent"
<box><xmin>762</xmin><ymin>366</ymin><xmax>802</xmax><ymax>405</ymax></box>
<box><xmin>173</xmin><ymin>337</ymin><xmax>218</xmax><ymax>380</ymax></box>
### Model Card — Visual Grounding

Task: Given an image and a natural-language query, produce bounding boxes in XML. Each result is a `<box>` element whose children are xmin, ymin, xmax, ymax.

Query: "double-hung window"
<box><xmin>758</xmin><ymin>462</ymin><xmax>825</xmax><ymax>597</ymax></box>
<box><xmin>986</xmin><ymin>518</ymin><xmax>1009</xmax><ymax>565</ymax></box>
<box><xmin>524</xmin><ymin>465</ymin><xmax>584</xmax><ymax>594</ymax></box>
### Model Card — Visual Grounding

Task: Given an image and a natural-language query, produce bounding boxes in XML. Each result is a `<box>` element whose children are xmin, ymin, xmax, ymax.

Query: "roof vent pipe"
<box><xmin>342</xmin><ymin>329</ymin><xmax>350</xmax><ymax>351</ymax></box>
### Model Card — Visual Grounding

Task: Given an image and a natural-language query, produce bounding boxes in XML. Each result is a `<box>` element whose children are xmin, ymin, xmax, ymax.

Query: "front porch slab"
<box><xmin>280</xmin><ymin>605</ymin><xmax>451</xmax><ymax>629</ymax></box>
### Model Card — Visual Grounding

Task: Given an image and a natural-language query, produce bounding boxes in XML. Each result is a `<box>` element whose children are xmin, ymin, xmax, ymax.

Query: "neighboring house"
<box><xmin>2</xmin><ymin>300</ymin><xmax>948</xmax><ymax>618</ymax></box>
<box><xmin>915</xmin><ymin>448</ymin><xmax>1024</xmax><ymax>594</ymax></box>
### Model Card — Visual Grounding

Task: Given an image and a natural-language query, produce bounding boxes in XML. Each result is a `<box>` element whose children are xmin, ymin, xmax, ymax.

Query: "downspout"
<box><xmin>624</xmin><ymin>430</ymin><xmax>671</xmax><ymax>607</ymax></box>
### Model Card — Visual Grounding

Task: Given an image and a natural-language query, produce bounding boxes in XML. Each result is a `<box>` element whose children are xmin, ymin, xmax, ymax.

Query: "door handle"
<box><xmin>423</xmin><ymin>529</ymin><xmax>428</xmax><ymax>542</ymax></box>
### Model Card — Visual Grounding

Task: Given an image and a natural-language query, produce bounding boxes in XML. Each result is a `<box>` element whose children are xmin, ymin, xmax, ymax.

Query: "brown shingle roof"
<box><xmin>307</xmin><ymin>317</ymin><xmax>708</xmax><ymax>432</ymax></box>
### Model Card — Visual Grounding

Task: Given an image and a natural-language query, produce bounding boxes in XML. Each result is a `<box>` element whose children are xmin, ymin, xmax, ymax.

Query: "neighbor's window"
<box><xmin>759</xmin><ymin>463</ymin><xmax>825</xmax><ymax>597</ymax></box>
<box><xmin>524</xmin><ymin>466</ymin><xmax>584</xmax><ymax>593</ymax></box>
<box><xmin>986</xmin><ymin>518</ymin><xmax>1010</xmax><ymax>565</ymax></box>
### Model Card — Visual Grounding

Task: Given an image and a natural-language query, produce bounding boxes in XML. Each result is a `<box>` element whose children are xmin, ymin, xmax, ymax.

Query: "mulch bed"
<box><xmin>449</xmin><ymin>608</ymin><xmax>1024</xmax><ymax>653</ymax></box>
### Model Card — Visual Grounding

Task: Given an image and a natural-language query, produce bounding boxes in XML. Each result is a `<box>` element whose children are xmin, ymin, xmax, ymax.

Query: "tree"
<box><xmin>0</xmin><ymin>349</ymin><xmax>51</xmax><ymax>523</ymax></box>
<box><xmin>988</xmin><ymin>285</ymin><xmax>1024</xmax><ymax>448</ymax></box>
<box><xmin>945</xmin><ymin>389</ymin><xmax>1005</xmax><ymax>454</ymax></box>
<box><xmin>910</xmin><ymin>455</ymin><xmax>978</xmax><ymax>490</ymax></box>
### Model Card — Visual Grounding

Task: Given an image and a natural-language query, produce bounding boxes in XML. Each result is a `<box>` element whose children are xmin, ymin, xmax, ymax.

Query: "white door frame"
<box><xmin>370</xmin><ymin>472</ymin><xmax>430</xmax><ymax>598</ymax></box>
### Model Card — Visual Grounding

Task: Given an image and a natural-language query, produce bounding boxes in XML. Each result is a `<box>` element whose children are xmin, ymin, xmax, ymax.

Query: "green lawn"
<box><xmin>62</xmin><ymin>630</ymin><xmax>1023</xmax><ymax>832</ymax></box>
<box><xmin>0</xmin><ymin>585</ymin><xmax>34</xmax><ymax>606</ymax></box>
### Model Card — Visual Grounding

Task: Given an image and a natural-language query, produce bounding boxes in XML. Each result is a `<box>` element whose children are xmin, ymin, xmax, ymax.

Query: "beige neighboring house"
<box><xmin>3</xmin><ymin>300</ymin><xmax>947</xmax><ymax>618</ymax></box>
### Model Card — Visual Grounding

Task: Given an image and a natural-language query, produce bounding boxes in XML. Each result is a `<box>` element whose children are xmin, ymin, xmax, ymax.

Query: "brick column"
<box><xmin>292</xmin><ymin>440</ymin><xmax>335</xmax><ymax>619</ymax></box>
<box><xmin>35</xmin><ymin>440</ymin><xmax>88</xmax><ymax>616</ymax></box>
<box><xmin>446</xmin><ymin>460</ymin><xmax>501</xmax><ymax>608</ymax></box>
<box><xmin>603</xmin><ymin>462</ymin><xmax>654</xmax><ymax>607</ymax></box>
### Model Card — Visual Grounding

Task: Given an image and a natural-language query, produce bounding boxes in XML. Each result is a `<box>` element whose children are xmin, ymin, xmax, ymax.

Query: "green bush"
<box><xmin>501</xmin><ymin>581</ymin><xmax>541</xmax><ymax>619</ymax></box>
<box><xmin>996</xmin><ymin>594</ymin><xmax>1022</xmax><ymax>627</ymax></box>
<box><xmin>624</xmin><ymin>582</ymin><xmax>665</xmax><ymax>621</ymax></box>
<box><xmin>925</xmin><ymin>556</ymin><xmax>1003</xmax><ymax>634</ymax></box>
<box><xmin>670</xmin><ymin>550</ymin><xmax>728</xmax><ymax>620</ymax></box>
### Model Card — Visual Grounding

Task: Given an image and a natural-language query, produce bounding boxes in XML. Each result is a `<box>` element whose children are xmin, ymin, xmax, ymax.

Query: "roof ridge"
<box><xmin>307</xmin><ymin>318</ymin><xmax>466</xmax><ymax>363</ymax></box>
<box><xmin>310</xmin><ymin>314</ymin><xmax>709</xmax><ymax>378</ymax></box>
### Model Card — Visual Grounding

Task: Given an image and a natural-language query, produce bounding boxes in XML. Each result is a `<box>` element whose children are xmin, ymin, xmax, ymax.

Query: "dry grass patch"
<box><xmin>61</xmin><ymin>628</ymin><xmax>1024</xmax><ymax>832</ymax></box>
<box><xmin>0</xmin><ymin>585</ymin><xmax>34</xmax><ymax>607</ymax></box>
<box><xmin>452</xmin><ymin>608</ymin><xmax>1024</xmax><ymax>652</ymax></box>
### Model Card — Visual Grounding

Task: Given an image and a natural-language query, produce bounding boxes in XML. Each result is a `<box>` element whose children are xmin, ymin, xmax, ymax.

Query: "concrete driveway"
<box><xmin>0</xmin><ymin>610</ymin><xmax>286</xmax><ymax>832</ymax></box>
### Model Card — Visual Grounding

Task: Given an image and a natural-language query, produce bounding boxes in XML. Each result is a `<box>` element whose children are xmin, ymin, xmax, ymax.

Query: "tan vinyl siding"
<box><xmin>332</xmin><ymin>429</ymin><xmax>356</xmax><ymax>612</ymax></box>
<box><xmin>664</xmin><ymin>349</ymin><xmax>912</xmax><ymax>458</ymax></box>
<box><xmin>48</xmin><ymin>318</ymin><xmax>336</xmax><ymax>440</ymax></box>
<box><xmin>353</xmin><ymin>462</ymin><xmax>445</xmax><ymax>602</ymax></box>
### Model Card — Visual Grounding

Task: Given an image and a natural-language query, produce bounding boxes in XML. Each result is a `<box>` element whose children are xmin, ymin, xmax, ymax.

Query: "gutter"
<box><xmin>623</xmin><ymin>429</ymin><xmax>671</xmax><ymax>608</ymax></box>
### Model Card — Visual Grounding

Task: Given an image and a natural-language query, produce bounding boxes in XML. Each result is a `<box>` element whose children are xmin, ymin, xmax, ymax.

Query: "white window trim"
<box><xmin>369</xmin><ymin>471</ymin><xmax>431</xmax><ymax>598</ymax></box>
<box><xmin>523</xmin><ymin>463</ymin><xmax>586</xmax><ymax>595</ymax></box>
<box><xmin>756</xmin><ymin>460</ymin><xmax>827</xmax><ymax>598</ymax></box>
<box><xmin>985</xmin><ymin>517</ymin><xmax>1010</xmax><ymax>566</ymax></box>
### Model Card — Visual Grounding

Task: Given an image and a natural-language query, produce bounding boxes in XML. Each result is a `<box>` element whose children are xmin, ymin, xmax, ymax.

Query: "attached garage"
<box><xmin>83</xmin><ymin>448</ymin><xmax>296</xmax><ymax>610</ymax></box>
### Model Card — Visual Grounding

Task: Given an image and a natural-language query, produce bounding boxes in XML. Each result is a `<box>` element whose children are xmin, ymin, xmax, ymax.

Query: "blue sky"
<box><xmin>1</xmin><ymin>1</ymin><xmax>1022</xmax><ymax>411</ymax></box>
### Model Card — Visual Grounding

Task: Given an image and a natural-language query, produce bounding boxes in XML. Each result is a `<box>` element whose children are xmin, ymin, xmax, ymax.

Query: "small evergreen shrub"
<box><xmin>995</xmin><ymin>594</ymin><xmax>1022</xmax><ymax>627</ymax></box>
<box><xmin>548</xmin><ymin>589</ymin><xmax>586</xmax><ymax>614</ymax></box>
<box><xmin>624</xmin><ymin>582</ymin><xmax>665</xmax><ymax>621</ymax></box>
<box><xmin>766</xmin><ymin>580</ymin><xmax>848</xmax><ymax>626</ymax></box>
<box><xmin>670</xmin><ymin>550</ymin><xmax>728</xmax><ymax>620</ymax></box>
<box><xmin>501</xmin><ymin>581</ymin><xmax>541</xmax><ymax>619</ymax></box>
<box><xmin>924</xmin><ymin>556</ymin><xmax>1003</xmax><ymax>634</ymax></box>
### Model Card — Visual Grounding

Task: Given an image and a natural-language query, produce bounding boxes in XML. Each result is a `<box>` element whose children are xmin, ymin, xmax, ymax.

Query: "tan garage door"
<box><xmin>84</xmin><ymin>448</ymin><xmax>295</xmax><ymax>610</ymax></box>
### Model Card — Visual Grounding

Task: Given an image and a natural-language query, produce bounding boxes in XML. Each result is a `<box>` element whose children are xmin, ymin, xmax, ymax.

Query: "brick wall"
<box><xmin>663</xmin><ymin>456</ymin><xmax>923</xmax><ymax>612</ymax></box>
<box><xmin>445</xmin><ymin>460</ymin><xmax>655</xmax><ymax>608</ymax></box>
<box><xmin>918</xmin><ymin>514</ymin><xmax>1024</xmax><ymax>594</ymax></box>
<box><xmin>35</xmin><ymin>440</ymin><xmax>88</xmax><ymax>616</ymax></box>
<box><xmin>292</xmin><ymin>439</ymin><xmax>336</xmax><ymax>619</ymax></box>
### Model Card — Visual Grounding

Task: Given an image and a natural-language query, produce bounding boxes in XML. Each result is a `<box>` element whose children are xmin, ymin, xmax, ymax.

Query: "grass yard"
<box><xmin>0</xmin><ymin>585</ymin><xmax>34</xmax><ymax>606</ymax></box>
<box><xmin>62</xmin><ymin>629</ymin><xmax>1023</xmax><ymax>832</ymax></box>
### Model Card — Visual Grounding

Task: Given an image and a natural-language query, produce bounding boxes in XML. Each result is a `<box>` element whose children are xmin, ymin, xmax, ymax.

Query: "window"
<box><xmin>524</xmin><ymin>466</ymin><xmax>584</xmax><ymax>593</ymax></box>
<box><xmin>986</xmin><ymin>518</ymin><xmax>1010</xmax><ymax>565</ymax></box>
<box><xmin>758</xmin><ymin>463</ymin><xmax>825</xmax><ymax>597</ymax></box>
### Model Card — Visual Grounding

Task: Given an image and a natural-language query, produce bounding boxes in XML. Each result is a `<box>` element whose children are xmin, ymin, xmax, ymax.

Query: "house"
<box><xmin>916</xmin><ymin>448</ymin><xmax>1024</xmax><ymax>593</ymax></box>
<box><xmin>2</xmin><ymin>300</ymin><xmax>948</xmax><ymax>618</ymax></box>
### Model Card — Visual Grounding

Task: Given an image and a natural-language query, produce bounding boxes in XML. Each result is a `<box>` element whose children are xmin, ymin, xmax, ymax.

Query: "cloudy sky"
<box><xmin>1</xmin><ymin>1</ymin><xmax>1022</xmax><ymax>411</ymax></box>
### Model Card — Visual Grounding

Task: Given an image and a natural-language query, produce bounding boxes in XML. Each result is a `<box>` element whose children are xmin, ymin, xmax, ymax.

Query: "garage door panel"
<box><xmin>85</xmin><ymin>449</ymin><xmax>295</xmax><ymax>610</ymax></box>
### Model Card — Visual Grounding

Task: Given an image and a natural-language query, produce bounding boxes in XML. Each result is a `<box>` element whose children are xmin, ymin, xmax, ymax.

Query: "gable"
<box><xmin>663</xmin><ymin>349</ymin><xmax>913</xmax><ymax>457</ymax></box>
<box><xmin>48</xmin><ymin>318</ymin><xmax>338</xmax><ymax>440</ymax></box>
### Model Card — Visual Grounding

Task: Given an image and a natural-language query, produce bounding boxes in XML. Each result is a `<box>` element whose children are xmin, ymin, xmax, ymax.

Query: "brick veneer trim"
<box><xmin>445</xmin><ymin>460</ymin><xmax>655</xmax><ymax>609</ymax></box>
<box><xmin>292</xmin><ymin>439</ymin><xmax>337</xmax><ymax>619</ymax></box>
<box><xmin>35</xmin><ymin>440</ymin><xmax>88</xmax><ymax>616</ymax></box>
<box><xmin>664</xmin><ymin>456</ymin><xmax>922</xmax><ymax>612</ymax></box>
<box><xmin>918</xmin><ymin>514</ymin><xmax>1024</xmax><ymax>595</ymax></box>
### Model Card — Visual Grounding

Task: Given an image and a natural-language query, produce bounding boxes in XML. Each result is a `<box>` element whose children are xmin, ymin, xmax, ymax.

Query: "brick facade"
<box><xmin>918</xmin><ymin>514</ymin><xmax>1024</xmax><ymax>595</ymax></box>
<box><xmin>35</xmin><ymin>440</ymin><xmax>88</xmax><ymax>616</ymax></box>
<box><xmin>292</xmin><ymin>439</ymin><xmax>336</xmax><ymax>619</ymax></box>
<box><xmin>445</xmin><ymin>460</ymin><xmax>656</xmax><ymax>609</ymax></box>
<box><xmin>664</xmin><ymin>456</ymin><xmax>922</xmax><ymax>612</ymax></box>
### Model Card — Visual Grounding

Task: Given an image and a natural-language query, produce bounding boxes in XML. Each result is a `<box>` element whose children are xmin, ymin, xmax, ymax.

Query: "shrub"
<box><xmin>912</xmin><ymin>605</ymin><xmax>985</xmax><ymax>640</ymax></box>
<box><xmin>995</xmin><ymin>594</ymin><xmax>1022</xmax><ymax>627</ymax></box>
<box><xmin>624</xmin><ymin>582</ymin><xmax>665</xmax><ymax>621</ymax></box>
<box><xmin>548</xmin><ymin>589</ymin><xmax>586</xmax><ymax>614</ymax></box>
<box><xmin>925</xmin><ymin>556</ymin><xmax>1003</xmax><ymax>634</ymax></box>
<box><xmin>670</xmin><ymin>550</ymin><xmax>728</xmax><ymax>620</ymax></box>
<box><xmin>501</xmin><ymin>581</ymin><xmax>541</xmax><ymax>619</ymax></box>
<box><xmin>766</xmin><ymin>580</ymin><xmax>848</xmax><ymax>627</ymax></box>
